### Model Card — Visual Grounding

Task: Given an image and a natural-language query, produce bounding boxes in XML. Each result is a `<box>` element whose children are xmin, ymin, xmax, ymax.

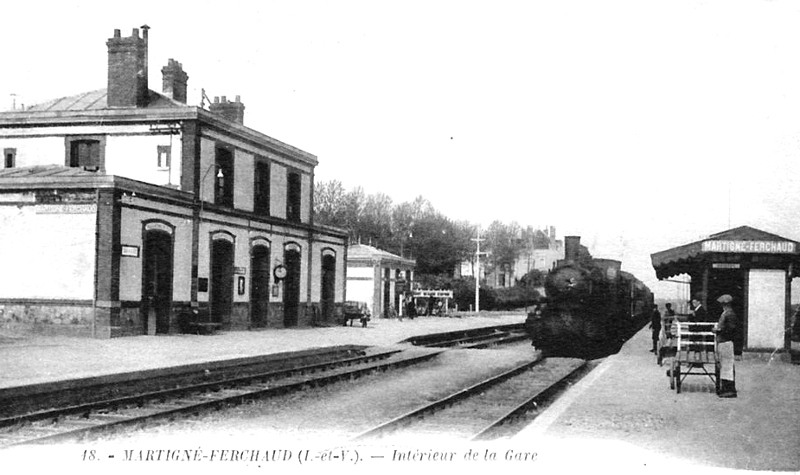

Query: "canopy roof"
<box><xmin>651</xmin><ymin>226</ymin><xmax>800</xmax><ymax>279</ymax></box>
<box><xmin>347</xmin><ymin>244</ymin><xmax>416</xmax><ymax>269</ymax></box>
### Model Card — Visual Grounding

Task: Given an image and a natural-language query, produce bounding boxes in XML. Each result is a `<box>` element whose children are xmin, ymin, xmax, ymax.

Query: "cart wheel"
<box><xmin>669</xmin><ymin>361</ymin><xmax>676</xmax><ymax>390</ymax></box>
<box><xmin>715</xmin><ymin>362</ymin><xmax>721</xmax><ymax>394</ymax></box>
<box><xmin>675</xmin><ymin>364</ymin><xmax>682</xmax><ymax>393</ymax></box>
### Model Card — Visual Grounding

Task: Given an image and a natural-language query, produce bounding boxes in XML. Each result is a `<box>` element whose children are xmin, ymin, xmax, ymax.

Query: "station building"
<box><xmin>651</xmin><ymin>226</ymin><xmax>800</xmax><ymax>353</ymax></box>
<box><xmin>0</xmin><ymin>27</ymin><xmax>347</xmax><ymax>338</ymax></box>
<box><xmin>345</xmin><ymin>244</ymin><xmax>415</xmax><ymax>318</ymax></box>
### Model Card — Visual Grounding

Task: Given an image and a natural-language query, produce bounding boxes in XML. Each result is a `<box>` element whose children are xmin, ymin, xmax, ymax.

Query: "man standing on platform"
<box><xmin>714</xmin><ymin>294</ymin><xmax>738</xmax><ymax>398</ymax></box>
<box><xmin>649</xmin><ymin>304</ymin><xmax>661</xmax><ymax>353</ymax></box>
<box><xmin>689</xmin><ymin>298</ymin><xmax>709</xmax><ymax>322</ymax></box>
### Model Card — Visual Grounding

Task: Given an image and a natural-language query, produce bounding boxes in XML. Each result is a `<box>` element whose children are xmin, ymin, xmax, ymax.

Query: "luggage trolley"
<box><xmin>669</xmin><ymin>321</ymin><xmax>720</xmax><ymax>393</ymax></box>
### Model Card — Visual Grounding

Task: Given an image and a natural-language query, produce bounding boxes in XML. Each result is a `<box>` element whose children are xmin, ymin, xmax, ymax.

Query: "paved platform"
<box><xmin>0</xmin><ymin>313</ymin><xmax>525</xmax><ymax>389</ymax></box>
<box><xmin>516</xmin><ymin>326</ymin><xmax>800</xmax><ymax>472</ymax></box>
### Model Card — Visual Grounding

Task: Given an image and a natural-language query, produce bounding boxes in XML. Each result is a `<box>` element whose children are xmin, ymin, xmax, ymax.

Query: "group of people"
<box><xmin>649</xmin><ymin>295</ymin><xmax>738</xmax><ymax>398</ymax></box>
<box><xmin>386</xmin><ymin>295</ymin><xmax>448</xmax><ymax>321</ymax></box>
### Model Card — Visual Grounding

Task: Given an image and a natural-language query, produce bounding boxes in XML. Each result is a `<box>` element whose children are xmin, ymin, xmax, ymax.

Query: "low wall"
<box><xmin>0</xmin><ymin>301</ymin><xmax>93</xmax><ymax>337</ymax></box>
<box><xmin>1</xmin><ymin>300</ymin><xmax>347</xmax><ymax>338</ymax></box>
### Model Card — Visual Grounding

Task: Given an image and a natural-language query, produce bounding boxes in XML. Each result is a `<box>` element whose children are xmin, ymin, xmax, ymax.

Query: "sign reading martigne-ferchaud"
<box><xmin>702</xmin><ymin>240</ymin><xmax>797</xmax><ymax>254</ymax></box>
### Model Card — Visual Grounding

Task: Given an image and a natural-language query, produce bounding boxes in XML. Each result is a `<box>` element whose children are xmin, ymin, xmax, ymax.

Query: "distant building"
<box><xmin>0</xmin><ymin>27</ymin><xmax>347</xmax><ymax>338</ymax></box>
<box><xmin>346</xmin><ymin>244</ymin><xmax>415</xmax><ymax>318</ymax></box>
<box><xmin>457</xmin><ymin>226</ymin><xmax>563</xmax><ymax>288</ymax></box>
<box><xmin>510</xmin><ymin>226</ymin><xmax>564</xmax><ymax>281</ymax></box>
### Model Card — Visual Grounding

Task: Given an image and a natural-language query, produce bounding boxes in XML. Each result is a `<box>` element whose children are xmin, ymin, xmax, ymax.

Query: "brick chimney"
<box><xmin>107</xmin><ymin>26</ymin><xmax>149</xmax><ymax>108</ymax></box>
<box><xmin>209</xmin><ymin>95</ymin><xmax>245</xmax><ymax>124</ymax></box>
<box><xmin>564</xmin><ymin>236</ymin><xmax>581</xmax><ymax>262</ymax></box>
<box><xmin>161</xmin><ymin>59</ymin><xmax>188</xmax><ymax>104</ymax></box>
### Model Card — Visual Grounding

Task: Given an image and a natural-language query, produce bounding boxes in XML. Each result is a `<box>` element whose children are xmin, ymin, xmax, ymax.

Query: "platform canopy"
<box><xmin>651</xmin><ymin>226</ymin><xmax>800</xmax><ymax>280</ymax></box>
<box><xmin>347</xmin><ymin>243</ymin><xmax>416</xmax><ymax>269</ymax></box>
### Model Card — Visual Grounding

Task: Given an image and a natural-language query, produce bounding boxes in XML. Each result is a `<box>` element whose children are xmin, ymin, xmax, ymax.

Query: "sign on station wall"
<box><xmin>702</xmin><ymin>240</ymin><xmax>796</xmax><ymax>253</ymax></box>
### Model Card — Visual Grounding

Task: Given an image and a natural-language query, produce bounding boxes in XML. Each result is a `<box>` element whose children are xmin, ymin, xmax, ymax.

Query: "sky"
<box><xmin>3</xmin><ymin>0</ymin><xmax>800</xmax><ymax>299</ymax></box>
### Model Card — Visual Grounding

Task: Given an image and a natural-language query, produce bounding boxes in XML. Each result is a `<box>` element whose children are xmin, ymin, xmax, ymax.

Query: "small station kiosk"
<box><xmin>651</xmin><ymin>226</ymin><xmax>800</xmax><ymax>353</ymax></box>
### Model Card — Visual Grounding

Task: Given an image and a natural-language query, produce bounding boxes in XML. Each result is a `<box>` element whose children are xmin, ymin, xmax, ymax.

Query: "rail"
<box><xmin>0</xmin><ymin>348</ymin><xmax>443</xmax><ymax>446</ymax></box>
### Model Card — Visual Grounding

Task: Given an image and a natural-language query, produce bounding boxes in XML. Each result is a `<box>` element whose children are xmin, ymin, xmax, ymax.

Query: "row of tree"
<box><xmin>314</xmin><ymin>180</ymin><xmax>552</xmax><ymax>284</ymax></box>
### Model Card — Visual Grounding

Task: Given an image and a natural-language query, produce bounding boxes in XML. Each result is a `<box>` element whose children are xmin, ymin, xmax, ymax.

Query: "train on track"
<box><xmin>525</xmin><ymin>236</ymin><xmax>653</xmax><ymax>359</ymax></box>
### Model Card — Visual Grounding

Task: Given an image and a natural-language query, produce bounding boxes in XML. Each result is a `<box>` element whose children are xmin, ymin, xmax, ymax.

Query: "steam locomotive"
<box><xmin>525</xmin><ymin>236</ymin><xmax>653</xmax><ymax>359</ymax></box>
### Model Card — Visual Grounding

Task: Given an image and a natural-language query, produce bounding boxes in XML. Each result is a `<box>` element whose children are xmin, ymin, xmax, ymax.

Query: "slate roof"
<box><xmin>0</xmin><ymin>165</ymin><xmax>100</xmax><ymax>178</ymax></box>
<box><xmin>24</xmin><ymin>89</ymin><xmax>188</xmax><ymax>112</ymax></box>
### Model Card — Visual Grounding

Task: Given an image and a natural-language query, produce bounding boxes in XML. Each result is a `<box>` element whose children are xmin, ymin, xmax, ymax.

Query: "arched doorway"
<box><xmin>283</xmin><ymin>245</ymin><xmax>301</xmax><ymax>327</ymax></box>
<box><xmin>321</xmin><ymin>251</ymin><xmax>336</xmax><ymax>321</ymax></box>
<box><xmin>210</xmin><ymin>236</ymin><xmax>234</xmax><ymax>324</ymax></box>
<box><xmin>141</xmin><ymin>226</ymin><xmax>173</xmax><ymax>335</ymax></box>
<box><xmin>250</xmin><ymin>243</ymin><xmax>270</xmax><ymax>328</ymax></box>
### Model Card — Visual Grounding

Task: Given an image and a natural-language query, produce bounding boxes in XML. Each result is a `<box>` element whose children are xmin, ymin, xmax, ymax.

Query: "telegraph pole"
<box><xmin>471</xmin><ymin>228</ymin><xmax>485</xmax><ymax>312</ymax></box>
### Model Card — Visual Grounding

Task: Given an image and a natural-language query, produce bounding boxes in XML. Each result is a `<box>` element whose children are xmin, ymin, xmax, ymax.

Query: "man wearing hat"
<box><xmin>689</xmin><ymin>297</ymin><xmax>709</xmax><ymax>322</ymax></box>
<box><xmin>715</xmin><ymin>294</ymin><xmax>738</xmax><ymax>398</ymax></box>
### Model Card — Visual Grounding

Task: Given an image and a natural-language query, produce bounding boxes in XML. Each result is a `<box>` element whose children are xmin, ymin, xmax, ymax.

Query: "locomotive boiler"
<box><xmin>525</xmin><ymin>236</ymin><xmax>653</xmax><ymax>359</ymax></box>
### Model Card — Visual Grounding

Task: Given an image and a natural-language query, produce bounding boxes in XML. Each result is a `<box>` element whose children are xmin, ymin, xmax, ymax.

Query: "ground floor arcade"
<box><xmin>0</xmin><ymin>174</ymin><xmax>347</xmax><ymax>338</ymax></box>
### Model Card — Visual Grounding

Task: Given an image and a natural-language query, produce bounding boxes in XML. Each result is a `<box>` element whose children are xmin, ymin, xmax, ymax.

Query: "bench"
<box><xmin>179</xmin><ymin>309</ymin><xmax>222</xmax><ymax>335</ymax></box>
<box><xmin>187</xmin><ymin>322</ymin><xmax>222</xmax><ymax>335</ymax></box>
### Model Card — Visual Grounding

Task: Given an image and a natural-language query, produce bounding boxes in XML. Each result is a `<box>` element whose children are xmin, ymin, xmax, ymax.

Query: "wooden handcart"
<box><xmin>668</xmin><ymin>321</ymin><xmax>720</xmax><ymax>394</ymax></box>
<box><xmin>342</xmin><ymin>301</ymin><xmax>371</xmax><ymax>327</ymax></box>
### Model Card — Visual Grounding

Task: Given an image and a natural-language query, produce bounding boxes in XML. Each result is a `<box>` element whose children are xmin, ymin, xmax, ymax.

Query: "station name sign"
<box><xmin>413</xmin><ymin>290</ymin><xmax>454</xmax><ymax>298</ymax></box>
<box><xmin>702</xmin><ymin>240</ymin><xmax>796</xmax><ymax>254</ymax></box>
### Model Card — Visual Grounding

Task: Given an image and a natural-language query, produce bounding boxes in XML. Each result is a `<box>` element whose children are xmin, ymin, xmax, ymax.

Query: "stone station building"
<box><xmin>0</xmin><ymin>27</ymin><xmax>347</xmax><ymax>338</ymax></box>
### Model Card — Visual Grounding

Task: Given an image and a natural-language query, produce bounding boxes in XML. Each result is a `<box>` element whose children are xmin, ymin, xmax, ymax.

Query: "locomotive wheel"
<box><xmin>669</xmin><ymin>361</ymin><xmax>676</xmax><ymax>390</ymax></box>
<box><xmin>675</xmin><ymin>364</ymin><xmax>682</xmax><ymax>393</ymax></box>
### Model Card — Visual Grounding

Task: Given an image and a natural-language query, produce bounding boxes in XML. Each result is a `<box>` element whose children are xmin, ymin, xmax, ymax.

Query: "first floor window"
<box><xmin>3</xmin><ymin>148</ymin><xmax>15</xmax><ymax>168</ymax></box>
<box><xmin>214</xmin><ymin>147</ymin><xmax>234</xmax><ymax>207</ymax></box>
<box><xmin>287</xmin><ymin>171</ymin><xmax>301</xmax><ymax>222</ymax></box>
<box><xmin>69</xmin><ymin>139</ymin><xmax>101</xmax><ymax>171</ymax></box>
<box><xmin>254</xmin><ymin>160</ymin><xmax>270</xmax><ymax>215</ymax></box>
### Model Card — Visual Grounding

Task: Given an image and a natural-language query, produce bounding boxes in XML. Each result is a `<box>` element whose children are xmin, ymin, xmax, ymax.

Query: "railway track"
<box><xmin>404</xmin><ymin>323</ymin><xmax>530</xmax><ymax>349</ymax></box>
<box><xmin>0</xmin><ymin>345</ymin><xmax>371</xmax><ymax>419</ymax></box>
<box><xmin>0</xmin><ymin>346</ymin><xmax>442</xmax><ymax>447</ymax></box>
<box><xmin>0</xmin><ymin>323</ymin><xmax>542</xmax><ymax>446</ymax></box>
<box><xmin>352</xmin><ymin>356</ymin><xmax>587</xmax><ymax>442</ymax></box>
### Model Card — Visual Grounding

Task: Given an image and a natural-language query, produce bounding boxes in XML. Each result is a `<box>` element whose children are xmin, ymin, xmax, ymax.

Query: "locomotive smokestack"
<box><xmin>564</xmin><ymin>236</ymin><xmax>581</xmax><ymax>262</ymax></box>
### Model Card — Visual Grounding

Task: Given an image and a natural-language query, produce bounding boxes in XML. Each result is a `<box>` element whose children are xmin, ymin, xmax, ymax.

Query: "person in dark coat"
<box><xmin>714</xmin><ymin>294</ymin><xmax>738</xmax><ymax>398</ymax></box>
<box><xmin>689</xmin><ymin>298</ymin><xmax>709</xmax><ymax>322</ymax></box>
<box><xmin>404</xmin><ymin>295</ymin><xmax>417</xmax><ymax>320</ymax></box>
<box><xmin>649</xmin><ymin>304</ymin><xmax>662</xmax><ymax>353</ymax></box>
